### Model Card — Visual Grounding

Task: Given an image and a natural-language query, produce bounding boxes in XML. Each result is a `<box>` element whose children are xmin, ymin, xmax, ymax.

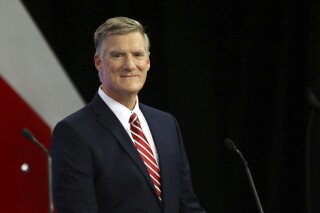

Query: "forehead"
<box><xmin>103</xmin><ymin>31</ymin><xmax>146</xmax><ymax>52</ymax></box>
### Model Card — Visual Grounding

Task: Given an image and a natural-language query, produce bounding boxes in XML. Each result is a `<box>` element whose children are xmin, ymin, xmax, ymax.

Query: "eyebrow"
<box><xmin>109</xmin><ymin>50</ymin><xmax>146</xmax><ymax>55</ymax></box>
<box><xmin>109</xmin><ymin>50</ymin><xmax>124</xmax><ymax>54</ymax></box>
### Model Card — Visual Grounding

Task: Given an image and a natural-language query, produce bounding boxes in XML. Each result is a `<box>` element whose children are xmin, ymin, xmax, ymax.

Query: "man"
<box><xmin>51</xmin><ymin>17</ymin><xmax>206</xmax><ymax>213</ymax></box>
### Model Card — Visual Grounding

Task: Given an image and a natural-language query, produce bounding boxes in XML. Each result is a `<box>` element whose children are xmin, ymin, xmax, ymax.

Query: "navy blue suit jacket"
<box><xmin>51</xmin><ymin>93</ymin><xmax>206</xmax><ymax>213</ymax></box>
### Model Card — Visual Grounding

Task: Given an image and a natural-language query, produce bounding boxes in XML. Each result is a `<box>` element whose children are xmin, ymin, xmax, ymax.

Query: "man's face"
<box><xmin>94</xmin><ymin>31</ymin><xmax>150</xmax><ymax>102</ymax></box>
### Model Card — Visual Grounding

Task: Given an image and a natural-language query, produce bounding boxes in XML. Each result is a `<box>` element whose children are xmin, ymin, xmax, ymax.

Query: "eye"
<box><xmin>110</xmin><ymin>52</ymin><xmax>123</xmax><ymax>58</ymax></box>
<box><xmin>133</xmin><ymin>51</ymin><xmax>145</xmax><ymax>58</ymax></box>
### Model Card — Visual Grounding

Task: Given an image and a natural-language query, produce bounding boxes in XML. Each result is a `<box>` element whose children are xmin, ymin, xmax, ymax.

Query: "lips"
<box><xmin>121</xmin><ymin>74</ymin><xmax>138</xmax><ymax>77</ymax></box>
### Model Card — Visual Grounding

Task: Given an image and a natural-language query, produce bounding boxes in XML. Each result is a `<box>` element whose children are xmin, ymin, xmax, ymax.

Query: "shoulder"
<box><xmin>59</xmin><ymin>105</ymin><xmax>92</xmax><ymax>125</ymax></box>
<box><xmin>139</xmin><ymin>103</ymin><xmax>180</xmax><ymax>128</ymax></box>
<box><xmin>140</xmin><ymin>103</ymin><xmax>173</xmax><ymax>118</ymax></box>
<box><xmin>55</xmin><ymin>93</ymin><xmax>105</xmax><ymax>127</ymax></box>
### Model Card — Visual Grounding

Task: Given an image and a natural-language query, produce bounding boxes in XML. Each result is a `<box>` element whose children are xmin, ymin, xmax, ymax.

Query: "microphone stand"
<box><xmin>225</xmin><ymin>138</ymin><xmax>264</xmax><ymax>213</ymax></box>
<box><xmin>21</xmin><ymin>128</ymin><xmax>54</xmax><ymax>213</ymax></box>
<box><xmin>242</xmin><ymin>156</ymin><xmax>264</xmax><ymax>213</ymax></box>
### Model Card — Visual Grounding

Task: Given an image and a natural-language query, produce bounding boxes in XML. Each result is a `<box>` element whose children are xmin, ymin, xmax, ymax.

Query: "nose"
<box><xmin>123</xmin><ymin>55</ymin><xmax>136</xmax><ymax>71</ymax></box>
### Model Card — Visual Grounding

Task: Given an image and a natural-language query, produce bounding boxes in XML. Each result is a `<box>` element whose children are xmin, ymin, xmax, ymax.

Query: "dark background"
<box><xmin>20</xmin><ymin>0</ymin><xmax>320</xmax><ymax>212</ymax></box>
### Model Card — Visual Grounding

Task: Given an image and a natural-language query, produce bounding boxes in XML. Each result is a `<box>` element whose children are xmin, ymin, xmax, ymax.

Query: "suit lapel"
<box><xmin>89</xmin><ymin>94</ymin><xmax>160</xmax><ymax>201</ymax></box>
<box><xmin>140</xmin><ymin>104</ymin><xmax>168</xmax><ymax>168</ymax></box>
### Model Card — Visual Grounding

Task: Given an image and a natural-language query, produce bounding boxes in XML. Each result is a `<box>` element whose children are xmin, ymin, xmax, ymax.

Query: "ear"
<box><xmin>146</xmin><ymin>52</ymin><xmax>151</xmax><ymax>71</ymax></box>
<box><xmin>94</xmin><ymin>53</ymin><xmax>102</xmax><ymax>71</ymax></box>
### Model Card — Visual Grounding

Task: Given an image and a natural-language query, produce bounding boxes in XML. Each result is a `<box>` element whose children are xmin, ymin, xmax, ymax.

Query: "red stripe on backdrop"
<box><xmin>0</xmin><ymin>75</ymin><xmax>52</xmax><ymax>213</ymax></box>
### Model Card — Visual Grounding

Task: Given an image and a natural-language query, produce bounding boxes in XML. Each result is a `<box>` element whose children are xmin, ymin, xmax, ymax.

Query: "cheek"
<box><xmin>102</xmin><ymin>65</ymin><xmax>116</xmax><ymax>76</ymax></box>
<box><xmin>137</xmin><ymin>61</ymin><xmax>150</xmax><ymax>71</ymax></box>
<box><xmin>100</xmin><ymin>69</ymin><xmax>110</xmax><ymax>83</ymax></box>
<box><xmin>103</xmin><ymin>68</ymin><xmax>123</xmax><ymax>85</ymax></box>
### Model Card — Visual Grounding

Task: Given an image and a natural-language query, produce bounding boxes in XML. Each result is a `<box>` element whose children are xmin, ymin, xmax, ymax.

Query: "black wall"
<box><xmin>21</xmin><ymin>0</ymin><xmax>315</xmax><ymax>212</ymax></box>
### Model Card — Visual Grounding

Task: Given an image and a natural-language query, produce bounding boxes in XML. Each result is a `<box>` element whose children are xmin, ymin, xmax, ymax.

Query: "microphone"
<box><xmin>21</xmin><ymin>128</ymin><xmax>54</xmax><ymax>213</ymax></box>
<box><xmin>307</xmin><ymin>88</ymin><xmax>320</xmax><ymax>108</ymax></box>
<box><xmin>224</xmin><ymin>138</ymin><xmax>264</xmax><ymax>213</ymax></box>
<box><xmin>21</xmin><ymin>128</ymin><xmax>50</xmax><ymax>156</ymax></box>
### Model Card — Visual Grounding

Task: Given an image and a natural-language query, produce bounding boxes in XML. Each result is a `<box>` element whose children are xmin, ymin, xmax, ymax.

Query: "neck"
<box><xmin>101</xmin><ymin>86</ymin><xmax>137</xmax><ymax>110</ymax></box>
<box><xmin>111</xmin><ymin>94</ymin><xmax>137</xmax><ymax>110</ymax></box>
<box><xmin>120</xmin><ymin>97</ymin><xmax>137</xmax><ymax>110</ymax></box>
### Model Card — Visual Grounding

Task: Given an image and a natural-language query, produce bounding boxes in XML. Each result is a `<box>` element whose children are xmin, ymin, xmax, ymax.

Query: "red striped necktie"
<box><xmin>129</xmin><ymin>112</ymin><xmax>161</xmax><ymax>201</ymax></box>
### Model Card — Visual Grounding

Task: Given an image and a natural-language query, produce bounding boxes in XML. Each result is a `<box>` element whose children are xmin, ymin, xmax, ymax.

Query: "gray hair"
<box><xmin>94</xmin><ymin>17</ymin><xmax>150</xmax><ymax>55</ymax></box>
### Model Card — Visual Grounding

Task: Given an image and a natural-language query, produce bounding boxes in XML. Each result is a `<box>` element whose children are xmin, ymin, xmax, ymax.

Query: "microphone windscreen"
<box><xmin>21</xmin><ymin>128</ymin><xmax>34</xmax><ymax>140</ymax></box>
<box><xmin>224</xmin><ymin>138</ymin><xmax>237</xmax><ymax>152</ymax></box>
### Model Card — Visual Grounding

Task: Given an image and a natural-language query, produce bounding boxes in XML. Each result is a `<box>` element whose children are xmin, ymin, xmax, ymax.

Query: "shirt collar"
<box><xmin>98</xmin><ymin>87</ymin><xmax>140</xmax><ymax>127</ymax></box>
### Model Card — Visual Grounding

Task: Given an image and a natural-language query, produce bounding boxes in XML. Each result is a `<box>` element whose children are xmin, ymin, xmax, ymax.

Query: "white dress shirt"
<box><xmin>98</xmin><ymin>87</ymin><xmax>159</xmax><ymax>163</ymax></box>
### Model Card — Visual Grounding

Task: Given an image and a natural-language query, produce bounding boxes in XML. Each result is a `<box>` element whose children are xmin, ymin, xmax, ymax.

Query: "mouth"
<box><xmin>121</xmin><ymin>74</ymin><xmax>138</xmax><ymax>78</ymax></box>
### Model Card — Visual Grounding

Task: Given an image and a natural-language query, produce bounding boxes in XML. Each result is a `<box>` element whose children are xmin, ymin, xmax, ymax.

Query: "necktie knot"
<box><xmin>129</xmin><ymin>112</ymin><xmax>138</xmax><ymax>124</ymax></box>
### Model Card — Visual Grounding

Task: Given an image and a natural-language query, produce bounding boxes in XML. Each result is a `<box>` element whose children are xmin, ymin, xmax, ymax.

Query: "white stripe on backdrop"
<box><xmin>0</xmin><ymin>0</ymin><xmax>84</xmax><ymax>129</ymax></box>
